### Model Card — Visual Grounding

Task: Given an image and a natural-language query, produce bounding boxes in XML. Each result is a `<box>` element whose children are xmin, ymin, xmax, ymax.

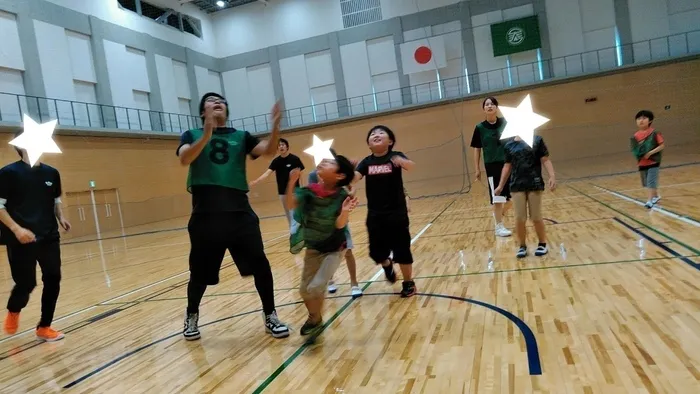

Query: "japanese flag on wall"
<box><xmin>399</xmin><ymin>35</ymin><xmax>447</xmax><ymax>75</ymax></box>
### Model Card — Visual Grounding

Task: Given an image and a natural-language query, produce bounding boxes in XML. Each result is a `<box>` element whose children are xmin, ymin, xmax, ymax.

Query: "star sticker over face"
<box><xmin>9</xmin><ymin>115</ymin><xmax>61</xmax><ymax>166</ymax></box>
<box><xmin>499</xmin><ymin>94</ymin><xmax>550</xmax><ymax>148</ymax></box>
<box><xmin>303</xmin><ymin>135</ymin><xmax>334</xmax><ymax>166</ymax></box>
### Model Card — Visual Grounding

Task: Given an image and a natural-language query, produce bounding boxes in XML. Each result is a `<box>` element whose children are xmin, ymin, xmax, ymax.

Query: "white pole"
<box><xmin>115</xmin><ymin>189</ymin><xmax>126</xmax><ymax>237</ymax></box>
<box><xmin>90</xmin><ymin>189</ymin><xmax>102</xmax><ymax>240</ymax></box>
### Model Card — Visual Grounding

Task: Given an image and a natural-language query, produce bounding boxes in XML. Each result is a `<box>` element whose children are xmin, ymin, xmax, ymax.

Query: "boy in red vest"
<box><xmin>630</xmin><ymin>110</ymin><xmax>665</xmax><ymax>209</ymax></box>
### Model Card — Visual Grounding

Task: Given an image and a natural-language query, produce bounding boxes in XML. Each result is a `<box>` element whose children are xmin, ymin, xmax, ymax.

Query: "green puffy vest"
<box><xmin>290</xmin><ymin>187</ymin><xmax>348</xmax><ymax>254</ymax></box>
<box><xmin>186</xmin><ymin>128</ymin><xmax>249</xmax><ymax>193</ymax></box>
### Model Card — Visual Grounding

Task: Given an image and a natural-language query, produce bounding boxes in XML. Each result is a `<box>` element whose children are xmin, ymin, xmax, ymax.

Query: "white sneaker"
<box><xmin>495</xmin><ymin>223</ymin><xmax>512</xmax><ymax>237</ymax></box>
<box><xmin>651</xmin><ymin>196</ymin><xmax>661</xmax><ymax>205</ymax></box>
<box><xmin>351</xmin><ymin>286</ymin><xmax>363</xmax><ymax>299</ymax></box>
<box><xmin>328</xmin><ymin>281</ymin><xmax>338</xmax><ymax>294</ymax></box>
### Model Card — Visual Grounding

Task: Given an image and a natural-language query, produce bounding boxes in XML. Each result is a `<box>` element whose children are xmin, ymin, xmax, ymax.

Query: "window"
<box><xmin>117</xmin><ymin>0</ymin><xmax>137</xmax><ymax>13</ymax></box>
<box><xmin>116</xmin><ymin>0</ymin><xmax>202</xmax><ymax>39</ymax></box>
<box><xmin>614</xmin><ymin>26</ymin><xmax>623</xmax><ymax>66</ymax></box>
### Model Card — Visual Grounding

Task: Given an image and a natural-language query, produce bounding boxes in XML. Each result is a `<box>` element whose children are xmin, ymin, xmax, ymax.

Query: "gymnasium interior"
<box><xmin>0</xmin><ymin>0</ymin><xmax>699</xmax><ymax>392</ymax></box>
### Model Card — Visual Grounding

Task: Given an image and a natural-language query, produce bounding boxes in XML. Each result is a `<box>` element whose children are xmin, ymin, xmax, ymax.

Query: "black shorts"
<box><xmin>187</xmin><ymin>210</ymin><xmax>269</xmax><ymax>285</ymax></box>
<box><xmin>485</xmin><ymin>161</ymin><xmax>511</xmax><ymax>204</ymax></box>
<box><xmin>366</xmin><ymin>212</ymin><xmax>413</xmax><ymax>265</ymax></box>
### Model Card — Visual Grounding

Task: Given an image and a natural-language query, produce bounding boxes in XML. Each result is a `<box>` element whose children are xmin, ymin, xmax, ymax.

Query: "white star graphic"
<box><xmin>303</xmin><ymin>135</ymin><xmax>334</xmax><ymax>166</ymax></box>
<box><xmin>499</xmin><ymin>94</ymin><xmax>550</xmax><ymax>148</ymax></box>
<box><xmin>9</xmin><ymin>115</ymin><xmax>61</xmax><ymax>166</ymax></box>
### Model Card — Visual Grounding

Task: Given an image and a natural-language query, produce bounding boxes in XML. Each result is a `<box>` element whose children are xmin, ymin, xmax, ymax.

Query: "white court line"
<box><xmin>595</xmin><ymin>186</ymin><xmax>700</xmax><ymax>228</ymax></box>
<box><xmin>367</xmin><ymin>223</ymin><xmax>433</xmax><ymax>282</ymax></box>
<box><xmin>0</xmin><ymin>233</ymin><xmax>289</xmax><ymax>344</ymax></box>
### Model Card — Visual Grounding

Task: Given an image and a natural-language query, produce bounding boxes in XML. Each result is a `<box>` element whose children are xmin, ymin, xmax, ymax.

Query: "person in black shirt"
<box><xmin>176</xmin><ymin>92</ymin><xmax>289</xmax><ymax>341</ymax></box>
<box><xmin>249</xmin><ymin>138</ymin><xmax>305</xmax><ymax>228</ymax></box>
<box><xmin>0</xmin><ymin>140</ymin><xmax>71</xmax><ymax>342</ymax></box>
<box><xmin>494</xmin><ymin>136</ymin><xmax>556</xmax><ymax>258</ymax></box>
<box><xmin>353</xmin><ymin>125</ymin><xmax>416</xmax><ymax>298</ymax></box>
<box><xmin>470</xmin><ymin>96</ymin><xmax>513</xmax><ymax>238</ymax></box>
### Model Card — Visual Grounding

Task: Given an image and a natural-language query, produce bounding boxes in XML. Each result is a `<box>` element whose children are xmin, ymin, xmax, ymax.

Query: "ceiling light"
<box><xmin>216</xmin><ymin>1</ymin><xmax>225</xmax><ymax>7</ymax></box>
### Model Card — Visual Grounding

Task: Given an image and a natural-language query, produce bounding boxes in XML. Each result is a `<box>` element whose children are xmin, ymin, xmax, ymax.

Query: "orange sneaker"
<box><xmin>36</xmin><ymin>326</ymin><xmax>65</xmax><ymax>342</ymax></box>
<box><xmin>4</xmin><ymin>312</ymin><xmax>19</xmax><ymax>335</ymax></box>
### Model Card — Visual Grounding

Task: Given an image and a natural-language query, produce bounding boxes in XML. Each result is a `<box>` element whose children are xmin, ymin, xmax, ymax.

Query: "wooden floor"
<box><xmin>1</xmin><ymin>165</ymin><xmax>700</xmax><ymax>393</ymax></box>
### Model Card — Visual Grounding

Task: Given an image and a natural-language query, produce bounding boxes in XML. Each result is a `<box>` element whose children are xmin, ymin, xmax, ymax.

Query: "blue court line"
<box><xmin>613</xmin><ymin>218</ymin><xmax>700</xmax><ymax>271</ymax></box>
<box><xmin>62</xmin><ymin>292</ymin><xmax>541</xmax><ymax>389</ymax></box>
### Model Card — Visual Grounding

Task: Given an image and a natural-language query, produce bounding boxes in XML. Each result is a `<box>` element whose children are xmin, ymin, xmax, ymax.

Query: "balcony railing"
<box><xmin>1</xmin><ymin>30</ymin><xmax>698</xmax><ymax>134</ymax></box>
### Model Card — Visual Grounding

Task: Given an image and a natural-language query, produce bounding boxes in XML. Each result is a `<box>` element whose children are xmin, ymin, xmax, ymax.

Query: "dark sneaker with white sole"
<box><xmin>264</xmin><ymin>310</ymin><xmax>290</xmax><ymax>338</ymax></box>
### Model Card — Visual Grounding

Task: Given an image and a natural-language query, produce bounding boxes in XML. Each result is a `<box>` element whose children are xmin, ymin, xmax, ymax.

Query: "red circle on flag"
<box><xmin>414</xmin><ymin>46</ymin><xmax>432</xmax><ymax>64</ymax></box>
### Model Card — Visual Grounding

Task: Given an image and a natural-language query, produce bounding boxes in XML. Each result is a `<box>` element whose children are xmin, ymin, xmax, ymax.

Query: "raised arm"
<box><xmin>336</xmin><ymin>196</ymin><xmax>357</xmax><ymax>229</ymax></box>
<box><xmin>286</xmin><ymin>168</ymin><xmax>301</xmax><ymax>211</ymax></box>
<box><xmin>391</xmin><ymin>152</ymin><xmax>415</xmax><ymax>171</ymax></box>
<box><xmin>250</xmin><ymin>101</ymin><xmax>282</xmax><ymax>158</ymax></box>
<box><xmin>178</xmin><ymin>110</ymin><xmax>215</xmax><ymax>166</ymax></box>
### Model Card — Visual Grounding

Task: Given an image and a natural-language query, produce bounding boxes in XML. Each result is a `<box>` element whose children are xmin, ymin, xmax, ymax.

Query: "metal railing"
<box><xmin>1</xmin><ymin>29</ymin><xmax>698</xmax><ymax>134</ymax></box>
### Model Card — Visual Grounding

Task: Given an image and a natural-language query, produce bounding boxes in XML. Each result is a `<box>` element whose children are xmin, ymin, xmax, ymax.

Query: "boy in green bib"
<box><xmin>286</xmin><ymin>151</ymin><xmax>357</xmax><ymax>336</ymax></box>
<box><xmin>630</xmin><ymin>110</ymin><xmax>665</xmax><ymax>209</ymax></box>
<box><xmin>176</xmin><ymin>92</ymin><xmax>289</xmax><ymax>341</ymax></box>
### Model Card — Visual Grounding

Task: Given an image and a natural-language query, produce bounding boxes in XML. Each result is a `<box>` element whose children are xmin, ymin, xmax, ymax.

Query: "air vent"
<box><xmin>340</xmin><ymin>0</ymin><xmax>382</xmax><ymax>29</ymax></box>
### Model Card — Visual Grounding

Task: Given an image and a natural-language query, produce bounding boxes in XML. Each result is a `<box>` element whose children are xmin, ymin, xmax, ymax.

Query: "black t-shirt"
<box><xmin>503</xmin><ymin>136</ymin><xmax>550</xmax><ymax>193</ymax></box>
<box><xmin>269</xmin><ymin>154</ymin><xmax>304</xmax><ymax>195</ymax></box>
<box><xmin>0</xmin><ymin>161</ymin><xmax>62</xmax><ymax>244</ymax></box>
<box><xmin>177</xmin><ymin>128</ymin><xmax>260</xmax><ymax>214</ymax></box>
<box><xmin>356</xmin><ymin>151</ymin><xmax>408</xmax><ymax>216</ymax></box>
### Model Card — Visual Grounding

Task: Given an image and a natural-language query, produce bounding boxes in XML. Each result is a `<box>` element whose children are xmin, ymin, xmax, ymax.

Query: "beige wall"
<box><xmin>2</xmin><ymin>58</ymin><xmax>699</xmax><ymax>233</ymax></box>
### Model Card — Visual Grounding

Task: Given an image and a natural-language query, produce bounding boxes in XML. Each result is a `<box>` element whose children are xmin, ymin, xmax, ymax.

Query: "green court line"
<box><xmin>98</xmin><ymin>254</ymin><xmax>698</xmax><ymax>306</ymax></box>
<box><xmin>569</xmin><ymin>186</ymin><xmax>700</xmax><ymax>255</ymax></box>
<box><xmin>249</xmin><ymin>199</ymin><xmax>457</xmax><ymax>393</ymax></box>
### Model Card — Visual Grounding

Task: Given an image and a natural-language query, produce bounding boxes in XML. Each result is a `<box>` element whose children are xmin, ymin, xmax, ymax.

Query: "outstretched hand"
<box><xmin>288</xmin><ymin>168</ymin><xmax>301</xmax><ymax>184</ymax></box>
<box><xmin>271</xmin><ymin>100</ymin><xmax>282</xmax><ymax>127</ymax></box>
<box><xmin>342</xmin><ymin>196</ymin><xmax>358</xmax><ymax>212</ymax></box>
<box><xmin>391</xmin><ymin>155</ymin><xmax>406</xmax><ymax>168</ymax></box>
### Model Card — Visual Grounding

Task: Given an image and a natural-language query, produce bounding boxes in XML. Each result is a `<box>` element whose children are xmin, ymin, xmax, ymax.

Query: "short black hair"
<box><xmin>198</xmin><ymin>92</ymin><xmax>230</xmax><ymax>121</ymax></box>
<box><xmin>330</xmin><ymin>149</ymin><xmax>356</xmax><ymax>188</ymax></box>
<box><xmin>279</xmin><ymin>138</ymin><xmax>289</xmax><ymax>148</ymax></box>
<box><xmin>13</xmin><ymin>130</ymin><xmax>22</xmax><ymax>157</ymax></box>
<box><xmin>635</xmin><ymin>110</ymin><xmax>654</xmax><ymax>123</ymax></box>
<box><xmin>482</xmin><ymin>96</ymin><xmax>499</xmax><ymax>108</ymax></box>
<box><xmin>366</xmin><ymin>125</ymin><xmax>396</xmax><ymax>151</ymax></box>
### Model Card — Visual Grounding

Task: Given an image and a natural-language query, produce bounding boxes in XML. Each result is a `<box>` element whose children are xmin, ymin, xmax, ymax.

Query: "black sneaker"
<box><xmin>183</xmin><ymin>312</ymin><xmax>200</xmax><ymax>341</ymax></box>
<box><xmin>535</xmin><ymin>243</ymin><xmax>548</xmax><ymax>256</ymax></box>
<box><xmin>400</xmin><ymin>281</ymin><xmax>416</xmax><ymax>298</ymax></box>
<box><xmin>300</xmin><ymin>318</ymin><xmax>323</xmax><ymax>336</ymax></box>
<box><xmin>516</xmin><ymin>246</ymin><xmax>527</xmax><ymax>258</ymax></box>
<box><xmin>264</xmin><ymin>310</ymin><xmax>290</xmax><ymax>338</ymax></box>
<box><xmin>383</xmin><ymin>262</ymin><xmax>397</xmax><ymax>283</ymax></box>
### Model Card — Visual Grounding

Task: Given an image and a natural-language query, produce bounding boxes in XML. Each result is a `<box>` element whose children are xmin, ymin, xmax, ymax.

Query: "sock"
<box><xmin>538</xmin><ymin>242</ymin><xmax>547</xmax><ymax>248</ymax></box>
<box><xmin>186</xmin><ymin>281</ymin><xmax>207</xmax><ymax>314</ymax></box>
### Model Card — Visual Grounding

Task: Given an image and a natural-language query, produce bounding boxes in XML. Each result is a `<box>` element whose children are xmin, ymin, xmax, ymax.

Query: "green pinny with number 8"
<box><xmin>186</xmin><ymin>128</ymin><xmax>250</xmax><ymax>193</ymax></box>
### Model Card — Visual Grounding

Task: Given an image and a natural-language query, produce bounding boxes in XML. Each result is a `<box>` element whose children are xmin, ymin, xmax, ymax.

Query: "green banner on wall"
<box><xmin>490</xmin><ymin>15</ymin><xmax>542</xmax><ymax>57</ymax></box>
